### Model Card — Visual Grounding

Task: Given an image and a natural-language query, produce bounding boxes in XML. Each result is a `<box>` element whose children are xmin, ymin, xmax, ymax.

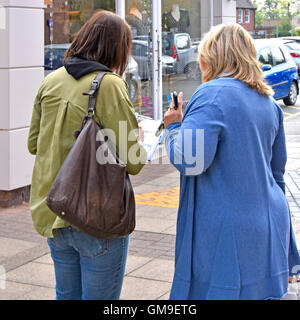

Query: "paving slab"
<box><xmin>34</xmin><ymin>253</ymin><xmax>53</xmax><ymax>265</ymax></box>
<box><xmin>16</xmin><ymin>286</ymin><xmax>56</xmax><ymax>300</ymax></box>
<box><xmin>135</xmin><ymin>217</ymin><xmax>176</xmax><ymax>234</ymax></box>
<box><xmin>130</xmin><ymin>258</ymin><xmax>174</xmax><ymax>283</ymax></box>
<box><xmin>158</xmin><ymin>291</ymin><xmax>171</xmax><ymax>300</ymax></box>
<box><xmin>0</xmin><ymin>237</ymin><xmax>37</xmax><ymax>259</ymax></box>
<box><xmin>0</xmin><ymin>281</ymin><xmax>40</xmax><ymax>300</ymax></box>
<box><xmin>136</xmin><ymin>205</ymin><xmax>177</xmax><ymax>219</ymax></box>
<box><xmin>6</xmin><ymin>262</ymin><xmax>55</xmax><ymax>289</ymax></box>
<box><xmin>125</xmin><ymin>255</ymin><xmax>153</xmax><ymax>275</ymax></box>
<box><xmin>120</xmin><ymin>276</ymin><xmax>172</xmax><ymax>300</ymax></box>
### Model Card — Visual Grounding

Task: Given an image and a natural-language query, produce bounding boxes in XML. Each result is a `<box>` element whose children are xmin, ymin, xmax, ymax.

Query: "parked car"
<box><xmin>162</xmin><ymin>32</ymin><xmax>201</xmax><ymax>80</ymax></box>
<box><xmin>255</xmin><ymin>39</ymin><xmax>299</xmax><ymax>106</ymax></box>
<box><xmin>131</xmin><ymin>39</ymin><xmax>176</xmax><ymax>80</ymax></box>
<box><xmin>281</xmin><ymin>40</ymin><xmax>300</xmax><ymax>76</ymax></box>
<box><xmin>44</xmin><ymin>44</ymin><xmax>141</xmax><ymax>104</ymax></box>
<box><xmin>282</xmin><ymin>36</ymin><xmax>300</xmax><ymax>45</ymax></box>
<box><xmin>134</xmin><ymin>32</ymin><xmax>201</xmax><ymax>80</ymax></box>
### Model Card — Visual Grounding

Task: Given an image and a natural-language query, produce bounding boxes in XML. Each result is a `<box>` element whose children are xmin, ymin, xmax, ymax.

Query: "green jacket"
<box><xmin>28</xmin><ymin>67</ymin><xmax>147</xmax><ymax>238</ymax></box>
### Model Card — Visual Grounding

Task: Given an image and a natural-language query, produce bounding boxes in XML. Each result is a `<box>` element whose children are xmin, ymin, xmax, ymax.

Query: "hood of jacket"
<box><xmin>64</xmin><ymin>55</ymin><xmax>112</xmax><ymax>80</ymax></box>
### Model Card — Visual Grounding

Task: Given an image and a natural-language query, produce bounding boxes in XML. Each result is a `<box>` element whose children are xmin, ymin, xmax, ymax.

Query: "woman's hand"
<box><xmin>164</xmin><ymin>92</ymin><xmax>183</xmax><ymax>128</ymax></box>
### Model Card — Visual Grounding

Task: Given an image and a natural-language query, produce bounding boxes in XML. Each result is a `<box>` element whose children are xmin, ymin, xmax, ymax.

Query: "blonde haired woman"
<box><xmin>164</xmin><ymin>23</ymin><xmax>300</xmax><ymax>300</ymax></box>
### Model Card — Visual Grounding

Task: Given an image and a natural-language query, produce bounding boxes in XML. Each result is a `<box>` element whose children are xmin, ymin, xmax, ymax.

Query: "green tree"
<box><xmin>278</xmin><ymin>18</ymin><xmax>292</xmax><ymax>36</ymax></box>
<box><xmin>262</xmin><ymin>0</ymin><xmax>280</xmax><ymax>19</ymax></box>
<box><xmin>294</xmin><ymin>27</ymin><xmax>300</xmax><ymax>36</ymax></box>
<box><xmin>253</xmin><ymin>0</ymin><xmax>264</xmax><ymax>26</ymax></box>
<box><xmin>255</xmin><ymin>10</ymin><xmax>264</xmax><ymax>26</ymax></box>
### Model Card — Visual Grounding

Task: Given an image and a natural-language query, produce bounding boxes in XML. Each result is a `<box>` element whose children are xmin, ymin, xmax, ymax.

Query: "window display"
<box><xmin>44</xmin><ymin>0</ymin><xmax>212</xmax><ymax>119</ymax></box>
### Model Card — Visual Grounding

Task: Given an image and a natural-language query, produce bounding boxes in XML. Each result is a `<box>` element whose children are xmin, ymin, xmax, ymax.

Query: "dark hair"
<box><xmin>64</xmin><ymin>10</ymin><xmax>132</xmax><ymax>76</ymax></box>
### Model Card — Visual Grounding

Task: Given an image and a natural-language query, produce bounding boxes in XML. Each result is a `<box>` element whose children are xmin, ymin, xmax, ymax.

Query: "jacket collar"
<box><xmin>64</xmin><ymin>55</ymin><xmax>112</xmax><ymax>80</ymax></box>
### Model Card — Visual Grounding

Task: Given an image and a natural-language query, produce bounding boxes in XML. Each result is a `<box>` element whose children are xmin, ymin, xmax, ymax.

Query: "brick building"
<box><xmin>236</xmin><ymin>0</ymin><xmax>256</xmax><ymax>34</ymax></box>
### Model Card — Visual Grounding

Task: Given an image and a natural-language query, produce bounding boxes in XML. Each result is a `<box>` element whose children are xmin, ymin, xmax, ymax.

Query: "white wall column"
<box><xmin>116</xmin><ymin>0</ymin><xmax>125</xmax><ymax>19</ymax></box>
<box><xmin>214</xmin><ymin>0</ymin><xmax>236</xmax><ymax>25</ymax></box>
<box><xmin>0</xmin><ymin>0</ymin><xmax>44</xmax><ymax>195</ymax></box>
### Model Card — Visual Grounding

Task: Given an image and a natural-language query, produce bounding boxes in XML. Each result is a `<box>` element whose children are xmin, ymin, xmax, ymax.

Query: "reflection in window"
<box><xmin>176</xmin><ymin>35</ymin><xmax>190</xmax><ymax>50</ymax></box>
<box><xmin>258</xmin><ymin>48</ymin><xmax>272</xmax><ymax>65</ymax></box>
<box><xmin>271</xmin><ymin>47</ymin><xmax>286</xmax><ymax>66</ymax></box>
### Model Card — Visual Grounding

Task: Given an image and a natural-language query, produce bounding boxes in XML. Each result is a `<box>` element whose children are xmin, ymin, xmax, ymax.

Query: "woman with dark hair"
<box><xmin>28</xmin><ymin>11</ymin><xmax>147</xmax><ymax>300</ymax></box>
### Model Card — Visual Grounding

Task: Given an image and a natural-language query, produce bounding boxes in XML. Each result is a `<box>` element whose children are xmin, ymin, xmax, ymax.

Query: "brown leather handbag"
<box><xmin>46</xmin><ymin>72</ymin><xmax>136</xmax><ymax>239</ymax></box>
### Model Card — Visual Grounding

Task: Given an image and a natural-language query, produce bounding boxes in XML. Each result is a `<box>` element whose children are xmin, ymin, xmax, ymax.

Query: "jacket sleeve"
<box><xmin>27</xmin><ymin>91</ymin><xmax>42</xmax><ymax>155</ymax></box>
<box><xmin>164</xmin><ymin>102</ymin><xmax>224</xmax><ymax>176</ymax></box>
<box><xmin>270</xmin><ymin>108</ymin><xmax>287</xmax><ymax>193</ymax></box>
<box><xmin>96</xmin><ymin>74</ymin><xmax>147</xmax><ymax>176</ymax></box>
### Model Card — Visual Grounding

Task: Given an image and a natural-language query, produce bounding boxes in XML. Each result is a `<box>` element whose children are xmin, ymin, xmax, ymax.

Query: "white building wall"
<box><xmin>0</xmin><ymin>0</ymin><xmax>44</xmax><ymax>191</ymax></box>
<box><xmin>214</xmin><ymin>0</ymin><xmax>236</xmax><ymax>25</ymax></box>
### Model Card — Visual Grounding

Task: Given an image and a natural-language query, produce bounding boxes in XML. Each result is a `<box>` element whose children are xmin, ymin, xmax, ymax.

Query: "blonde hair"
<box><xmin>198</xmin><ymin>22</ymin><xmax>274</xmax><ymax>96</ymax></box>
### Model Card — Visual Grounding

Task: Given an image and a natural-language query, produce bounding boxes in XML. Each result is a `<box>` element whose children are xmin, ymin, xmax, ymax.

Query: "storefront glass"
<box><xmin>44</xmin><ymin>0</ymin><xmax>211</xmax><ymax>119</ymax></box>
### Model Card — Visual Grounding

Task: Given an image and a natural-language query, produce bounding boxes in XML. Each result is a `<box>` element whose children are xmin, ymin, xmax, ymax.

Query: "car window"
<box><xmin>176</xmin><ymin>35</ymin><xmax>190</xmax><ymax>50</ymax></box>
<box><xmin>271</xmin><ymin>47</ymin><xmax>286</xmax><ymax>66</ymax></box>
<box><xmin>132</xmin><ymin>44</ymin><xmax>148</xmax><ymax>57</ymax></box>
<box><xmin>258</xmin><ymin>47</ymin><xmax>272</xmax><ymax>65</ymax></box>
<box><xmin>284</xmin><ymin>42</ymin><xmax>300</xmax><ymax>50</ymax></box>
<box><xmin>131</xmin><ymin>44</ymin><xmax>138</xmax><ymax>56</ymax></box>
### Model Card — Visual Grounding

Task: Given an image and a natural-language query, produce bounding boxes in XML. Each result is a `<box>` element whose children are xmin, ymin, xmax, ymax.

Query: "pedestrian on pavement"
<box><xmin>164</xmin><ymin>22</ymin><xmax>300</xmax><ymax>300</ymax></box>
<box><xmin>28</xmin><ymin>11</ymin><xmax>147</xmax><ymax>300</ymax></box>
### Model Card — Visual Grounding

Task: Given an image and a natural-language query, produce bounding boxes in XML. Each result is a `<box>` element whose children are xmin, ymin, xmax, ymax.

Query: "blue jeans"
<box><xmin>47</xmin><ymin>226</ymin><xmax>129</xmax><ymax>300</ymax></box>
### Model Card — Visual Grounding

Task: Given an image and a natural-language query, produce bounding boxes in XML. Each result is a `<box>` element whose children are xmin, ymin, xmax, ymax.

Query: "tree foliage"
<box><xmin>256</xmin><ymin>0</ymin><xmax>300</xmax><ymax>21</ymax></box>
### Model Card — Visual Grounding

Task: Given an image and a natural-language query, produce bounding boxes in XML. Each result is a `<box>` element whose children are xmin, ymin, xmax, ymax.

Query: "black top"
<box><xmin>64</xmin><ymin>55</ymin><xmax>112</xmax><ymax>80</ymax></box>
<box><xmin>163</xmin><ymin>9</ymin><xmax>190</xmax><ymax>33</ymax></box>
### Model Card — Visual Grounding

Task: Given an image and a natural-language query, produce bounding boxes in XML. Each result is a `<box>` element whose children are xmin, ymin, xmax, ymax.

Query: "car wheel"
<box><xmin>185</xmin><ymin>62</ymin><xmax>201</xmax><ymax>81</ymax></box>
<box><xmin>128</xmin><ymin>78</ymin><xmax>138</xmax><ymax>104</ymax></box>
<box><xmin>283</xmin><ymin>81</ymin><xmax>298</xmax><ymax>106</ymax></box>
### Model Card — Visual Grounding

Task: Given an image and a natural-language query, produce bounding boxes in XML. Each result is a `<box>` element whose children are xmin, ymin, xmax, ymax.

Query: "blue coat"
<box><xmin>165</xmin><ymin>77</ymin><xmax>300</xmax><ymax>300</ymax></box>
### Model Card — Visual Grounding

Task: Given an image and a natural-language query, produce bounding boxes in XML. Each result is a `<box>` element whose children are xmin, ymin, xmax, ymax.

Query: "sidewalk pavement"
<box><xmin>0</xmin><ymin>137</ymin><xmax>300</xmax><ymax>300</ymax></box>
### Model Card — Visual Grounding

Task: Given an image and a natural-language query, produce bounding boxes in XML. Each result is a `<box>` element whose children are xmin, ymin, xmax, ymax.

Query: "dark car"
<box><xmin>255</xmin><ymin>39</ymin><xmax>299</xmax><ymax>105</ymax></box>
<box><xmin>44</xmin><ymin>44</ymin><xmax>141</xmax><ymax>104</ymax></box>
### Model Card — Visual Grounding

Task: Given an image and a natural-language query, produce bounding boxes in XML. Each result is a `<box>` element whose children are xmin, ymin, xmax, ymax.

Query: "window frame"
<box><xmin>245</xmin><ymin>9</ymin><xmax>250</xmax><ymax>24</ymax></box>
<box><xmin>270</xmin><ymin>46</ymin><xmax>286</xmax><ymax>67</ymax></box>
<box><xmin>258</xmin><ymin>47</ymin><xmax>273</xmax><ymax>66</ymax></box>
<box><xmin>238</xmin><ymin>9</ymin><xmax>243</xmax><ymax>24</ymax></box>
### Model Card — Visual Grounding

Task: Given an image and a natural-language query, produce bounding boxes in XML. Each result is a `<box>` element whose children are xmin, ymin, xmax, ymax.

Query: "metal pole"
<box><xmin>116</xmin><ymin>0</ymin><xmax>125</xmax><ymax>19</ymax></box>
<box><xmin>152</xmin><ymin>0</ymin><xmax>163</xmax><ymax>121</ymax></box>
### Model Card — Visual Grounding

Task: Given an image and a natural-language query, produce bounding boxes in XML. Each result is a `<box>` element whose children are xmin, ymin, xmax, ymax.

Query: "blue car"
<box><xmin>255</xmin><ymin>39</ymin><xmax>299</xmax><ymax>105</ymax></box>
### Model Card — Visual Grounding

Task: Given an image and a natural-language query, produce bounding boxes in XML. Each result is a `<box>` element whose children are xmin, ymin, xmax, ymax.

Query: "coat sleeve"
<box><xmin>270</xmin><ymin>108</ymin><xmax>287</xmax><ymax>193</ymax></box>
<box><xmin>164</xmin><ymin>102</ymin><xmax>224</xmax><ymax>176</ymax></box>
<box><xmin>95</xmin><ymin>75</ymin><xmax>148</xmax><ymax>176</ymax></box>
<box><xmin>27</xmin><ymin>91</ymin><xmax>42</xmax><ymax>155</ymax></box>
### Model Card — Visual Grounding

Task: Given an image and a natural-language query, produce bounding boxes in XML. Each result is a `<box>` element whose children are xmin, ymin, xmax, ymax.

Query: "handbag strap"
<box><xmin>73</xmin><ymin>72</ymin><xmax>109</xmax><ymax>139</ymax></box>
<box><xmin>83</xmin><ymin>71</ymin><xmax>109</xmax><ymax>118</ymax></box>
